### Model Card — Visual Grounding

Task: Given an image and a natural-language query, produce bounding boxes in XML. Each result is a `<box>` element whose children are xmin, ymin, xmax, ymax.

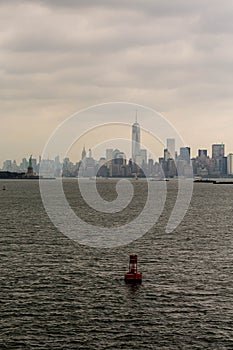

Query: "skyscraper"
<box><xmin>81</xmin><ymin>145</ymin><xmax>86</xmax><ymax>160</ymax></box>
<box><xmin>140</xmin><ymin>149</ymin><xmax>147</xmax><ymax>165</ymax></box>
<box><xmin>164</xmin><ymin>148</ymin><xmax>169</xmax><ymax>161</ymax></box>
<box><xmin>132</xmin><ymin>114</ymin><xmax>141</xmax><ymax>162</ymax></box>
<box><xmin>227</xmin><ymin>154</ymin><xmax>233</xmax><ymax>175</ymax></box>
<box><xmin>106</xmin><ymin>148</ymin><xmax>114</xmax><ymax>161</ymax></box>
<box><xmin>212</xmin><ymin>143</ymin><xmax>226</xmax><ymax>175</ymax></box>
<box><xmin>180</xmin><ymin>147</ymin><xmax>191</xmax><ymax>163</ymax></box>
<box><xmin>166</xmin><ymin>138</ymin><xmax>175</xmax><ymax>159</ymax></box>
<box><xmin>212</xmin><ymin>144</ymin><xmax>225</xmax><ymax>159</ymax></box>
<box><xmin>198</xmin><ymin>149</ymin><xmax>208</xmax><ymax>158</ymax></box>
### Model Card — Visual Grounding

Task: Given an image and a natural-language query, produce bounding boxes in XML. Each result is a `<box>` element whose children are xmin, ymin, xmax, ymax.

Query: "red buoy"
<box><xmin>125</xmin><ymin>255</ymin><xmax>142</xmax><ymax>283</ymax></box>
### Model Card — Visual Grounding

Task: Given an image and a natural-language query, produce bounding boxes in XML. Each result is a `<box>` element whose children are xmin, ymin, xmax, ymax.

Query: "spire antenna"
<box><xmin>135</xmin><ymin>110</ymin><xmax>138</xmax><ymax>123</ymax></box>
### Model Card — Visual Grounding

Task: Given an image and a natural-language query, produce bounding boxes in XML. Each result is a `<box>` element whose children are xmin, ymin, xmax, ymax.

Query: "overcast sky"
<box><xmin>1</xmin><ymin>0</ymin><xmax>233</xmax><ymax>163</ymax></box>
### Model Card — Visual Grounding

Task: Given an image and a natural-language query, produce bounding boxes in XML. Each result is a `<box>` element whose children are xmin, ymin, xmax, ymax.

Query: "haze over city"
<box><xmin>1</xmin><ymin>0</ymin><xmax>233</xmax><ymax>164</ymax></box>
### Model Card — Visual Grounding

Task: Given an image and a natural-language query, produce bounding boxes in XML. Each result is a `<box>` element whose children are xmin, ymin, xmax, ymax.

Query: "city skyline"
<box><xmin>2</xmin><ymin>137</ymin><xmax>233</xmax><ymax>178</ymax></box>
<box><xmin>0</xmin><ymin>114</ymin><xmax>230</xmax><ymax>166</ymax></box>
<box><xmin>0</xmin><ymin>110</ymin><xmax>231</xmax><ymax>178</ymax></box>
<box><xmin>0</xmin><ymin>132</ymin><xmax>230</xmax><ymax>168</ymax></box>
<box><xmin>0</xmin><ymin>121</ymin><xmax>230</xmax><ymax>168</ymax></box>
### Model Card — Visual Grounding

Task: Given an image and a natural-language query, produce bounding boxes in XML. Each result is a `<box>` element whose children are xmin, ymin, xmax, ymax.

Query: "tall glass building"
<box><xmin>132</xmin><ymin>118</ymin><xmax>141</xmax><ymax>162</ymax></box>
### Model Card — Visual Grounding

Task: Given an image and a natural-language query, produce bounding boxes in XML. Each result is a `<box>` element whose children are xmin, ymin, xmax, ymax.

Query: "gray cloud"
<box><xmin>0</xmin><ymin>0</ymin><xmax>233</xmax><ymax>162</ymax></box>
<box><xmin>0</xmin><ymin>0</ymin><xmax>218</xmax><ymax>15</ymax></box>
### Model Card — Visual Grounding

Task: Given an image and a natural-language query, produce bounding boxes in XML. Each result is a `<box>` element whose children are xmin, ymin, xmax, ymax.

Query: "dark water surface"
<box><xmin>0</xmin><ymin>179</ymin><xmax>232</xmax><ymax>349</ymax></box>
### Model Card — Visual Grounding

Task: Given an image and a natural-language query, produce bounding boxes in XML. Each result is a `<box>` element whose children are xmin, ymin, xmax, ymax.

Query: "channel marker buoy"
<box><xmin>125</xmin><ymin>254</ymin><xmax>142</xmax><ymax>283</ymax></box>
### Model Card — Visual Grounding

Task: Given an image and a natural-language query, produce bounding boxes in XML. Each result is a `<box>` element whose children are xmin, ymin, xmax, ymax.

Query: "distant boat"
<box><xmin>150</xmin><ymin>178</ymin><xmax>169</xmax><ymax>182</ymax></box>
<box><xmin>2</xmin><ymin>185</ymin><xmax>6</xmax><ymax>190</ymax></box>
<box><xmin>193</xmin><ymin>178</ymin><xmax>214</xmax><ymax>183</ymax></box>
<box><xmin>213</xmin><ymin>180</ymin><xmax>233</xmax><ymax>184</ymax></box>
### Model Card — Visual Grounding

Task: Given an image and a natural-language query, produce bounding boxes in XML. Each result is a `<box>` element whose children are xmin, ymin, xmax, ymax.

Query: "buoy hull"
<box><xmin>124</xmin><ymin>272</ymin><xmax>142</xmax><ymax>284</ymax></box>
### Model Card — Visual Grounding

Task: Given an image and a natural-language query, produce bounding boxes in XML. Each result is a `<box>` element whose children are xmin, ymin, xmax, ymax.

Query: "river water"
<box><xmin>0</xmin><ymin>179</ymin><xmax>232</xmax><ymax>349</ymax></box>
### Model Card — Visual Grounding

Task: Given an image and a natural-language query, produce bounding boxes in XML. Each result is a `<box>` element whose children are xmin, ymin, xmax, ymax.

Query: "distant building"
<box><xmin>54</xmin><ymin>156</ymin><xmax>62</xmax><ymax>177</ymax></box>
<box><xmin>140</xmin><ymin>149</ymin><xmax>147</xmax><ymax>165</ymax></box>
<box><xmin>11</xmin><ymin>160</ymin><xmax>18</xmax><ymax>172</ymax></box>
<box><xmin>135</xmin><ymin>154</ymin><xmax>143</xmax><ymax>167</ymax></box>
<box><xmin>31</xmin><ymin>158</ymin><xmax>37</xmax><ymax>171</ymax></box>
<box><xmin>106</xmin><ymin>149</ymin><xmax>114</xmax><ymax>161</ymax></box>
<box><xmin>148</xmin><ymin>158</ymin><xmax>154</xmax><ymax>176</ymax></box>
<box><xmin>97</xmin><ymin>157</ymin><xmax>108</xmax><ymax>177</ymax></box>
<box><xmin>109</xmin><ymin>149</ymin><xmax>127</xmax><ymax>177</ymax></box>
<box><xmin>79</xmin><ymin>146</ymin><xmax>87</xmax><ymax>176</ymax></box>
<box><xmin>81</xmin><ymin>146</ymin><xmax>86</xmax><ymax>160</ymax></box>
<box><xmin>180</xmin><ymin>147</ymin><xmax>191</xmax><ymax>163</ymax></box>
<box><xmin>62</xmin><ymin>157</ymin><xmax>74</xmax><ymax>177</ymax></box>
<box><xmin>198</xmin><ymin>149</ymin><xmax>208</xmax><ymax>158</ymax></box>
<box><xmin>167</xmin><ymin>138</ymin><xmax>175</xmax><ymax>159</ymax></box>
<box><xmin>20</xmin><ymin>158</ymin><xmax>28</xmax><ymax>172</ymax></box>
<box><xmin>132</xmin><ymin>115</ymin><xmax>141</xmax><ymax>162</ymax></box>
<box><xmin>211</xmin><ymin>143</ymin><xmax>226</xmax><ymax>175</ymax></box>
<box><xmin>167</xmin><ymin>158</ymin><xmax>177</xmax><ymax>177</ymax></box>
<box><xmin>212</xmin><ymin>143</ymin><xmax>225</xmax><ymax>158</ymax></box>
<box><xmin>40</xmin><ymin>158</ymin><xmax>56</xmax><ymax>178</ymax></box>
<box><xmin>85</xmin><ymin>149</ymin><xmax>96</xmax><ymax>177</ymax></box>
<box><xmin>3</xmin><ymin>160</ymin><xmax>12</xmax><ymax>171</ymax></box>
<box><xmin>227</xmin><ymin>154</ymin><xmax>233</xmax><ymax>175</ymax></box>
<box><xmin>164</xmin><ymin>148</ymin><xmax>169</xmax><ymax>162</ymax></box>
